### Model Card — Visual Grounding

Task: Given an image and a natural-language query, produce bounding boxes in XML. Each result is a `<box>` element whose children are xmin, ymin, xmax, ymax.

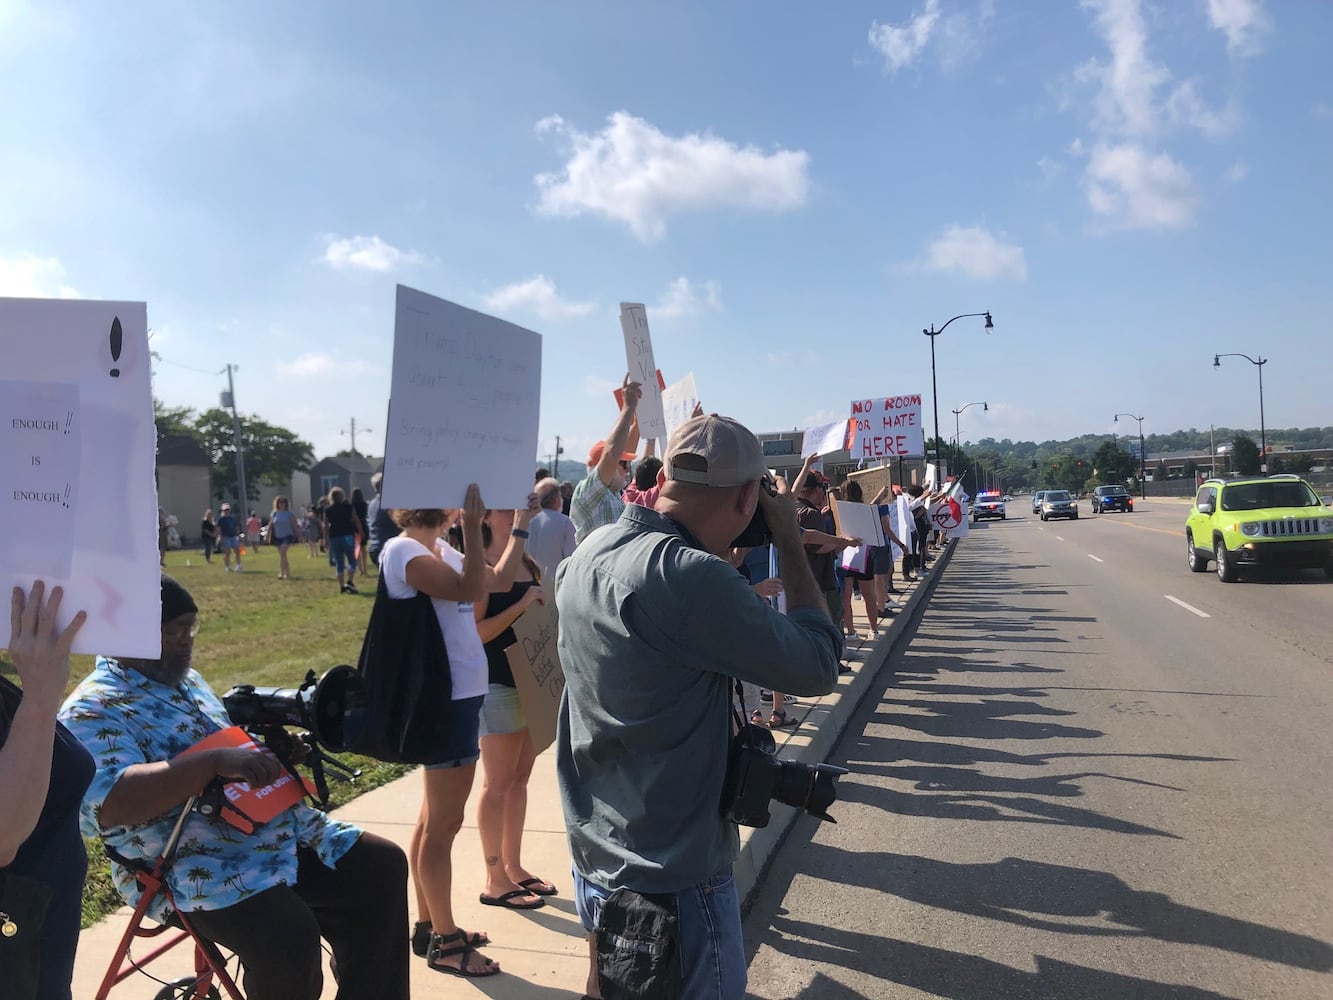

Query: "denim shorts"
<box><xmin>327</xmin><ymin>534</ymin><xmax>356</xmax><ymax>572</ymax></box>
<box><xmin>573</xmin><ymin>867</ymin><xmax>747</xmax><ymax>999</ymax></box>
<box><xmin>870</xmin><ymin>545</ymin><xmax>894</xmax><ymax>575</ymax></box>
<box><xmin>478</xmin><ymin>683</ymin><xmax>526</xmax><ymax>737</ymax></box>
<box><xmin>221</xmin><ymin>537</ymin><xmax>240</xmax><ymax>551</ymax></box>
<box><xmin>422</xmin><ymin>695</ymin><xmax>484</xmax><ymax>769</ymax></box>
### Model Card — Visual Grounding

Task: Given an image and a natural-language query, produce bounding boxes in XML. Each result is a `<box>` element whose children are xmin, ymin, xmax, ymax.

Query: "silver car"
<box><xmin>1031</xmin><ymin>490</ymin><xmax>1047</xmax><ymax>514</ymax></box>
<box><xmin>1040</xmin><ymin>490</ymin><xmax>1079</xmax><ymax>521</ymax></box>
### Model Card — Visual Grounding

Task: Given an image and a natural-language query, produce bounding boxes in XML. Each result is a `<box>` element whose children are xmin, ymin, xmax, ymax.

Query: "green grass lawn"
<box><xmin>4</xmin><ymin>543</ymin><xmax>415</xmax><ymax>927</ymax></box>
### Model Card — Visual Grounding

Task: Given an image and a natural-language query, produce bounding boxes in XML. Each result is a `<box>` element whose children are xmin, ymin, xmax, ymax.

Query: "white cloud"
<box><xmin>277</xmin><ymin>353</ymin><xmax>378</xmax><ymax>377</ymax></box>
<box><xmin>924</xmin><ymin>225</ymin><xmax>1029</xmax><ymax>281</ymax></box>
<box><xmin>652</xmin><ymin>277</ymin><xmax>722</xmax><ymax>319</ymax></box>
<box><xmin>1084</xmin><ymin>143</ymin><xmax>1198</xmax><ymax>229</ymax></box>
<box><xmin>1312</xmin><ymin>103</ymin><xmax>1333</xmax><ymax>121</ymax></box>
<box><xmin>1207</xmin><ymin>0</ymin><xmax>1271</xmax><ymax>56</ymax></box>
<box><xmin>1225</xmin><ymin>162</ymin><xmax>1248</xmax><ymax>183</ymax></box>
<box><xmin>868</xmin><ymin>0</ymin><xmax>941</xmax><ymax>73</ymax></box>
<box><xmin>534</xmin><ymin>111</ymin><xmax>811</xmax><ymax>243</ymax></box>
<box><xmin>321</xmin><ymin>235</ymin><xmax>422</xmax><ymax>273</ymax></box>
<box><xmin>483</xmin><ymin>274</ymin><xmax>596</xmax><ymax>321</ymax></box>
<box><xmin>0</xmin><ymin>252</ymin><xmax>80</xmax><ymax>298</ymax></box>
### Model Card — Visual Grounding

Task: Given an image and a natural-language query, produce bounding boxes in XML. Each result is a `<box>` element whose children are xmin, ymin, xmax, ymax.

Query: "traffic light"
<box><xmin>1076</xmin><ymin>460</ymin><xmax>1084</xmax><ymax>469</ymax></box>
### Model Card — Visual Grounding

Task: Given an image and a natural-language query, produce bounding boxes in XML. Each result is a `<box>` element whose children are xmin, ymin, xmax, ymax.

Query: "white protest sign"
<box><xmin>849</xmin><ymin>394</ymin><xmax>925</xmax><ymax>460</ymax></box>
<box><xmin>829</xmin><ymin>497</ymin><xmax>886</xmax><ymax>548</ymax></box>
<box><xmin>383</xmin><ymin>286</ymin><xmax>542</xmax><ymax>509</ymax></box>
<box><xmin>504</xmin><ymin>598</ymin><xmax>564</xmax><ymax>755</ymax></box>
<box><xmin>660</xmin><ymin>371</ymin><xmax>699</xmax><ymax>446</ymax></box>
<box><xmin>801</xmin><ymin>419</ymin><xmax>852</xmax><ymax>458</ymax></box>
<box><xmin>0</xmin><ymin>298</ymin><xmax>159</xmax><ymax>658</ymax></box>
<box><xmin>620</xmin><ymin>303</ymin><xmax>667</xmax><ymax>441</ymax></box>
<box><xmin>893</xmin><ymin>492</ymin><xmax>915</xmax><ymax>558</ymax></box>
<box><xmin>923</xmin><ymin>462</ymin><xmax>939</xmax><ymax>491</ymax></box>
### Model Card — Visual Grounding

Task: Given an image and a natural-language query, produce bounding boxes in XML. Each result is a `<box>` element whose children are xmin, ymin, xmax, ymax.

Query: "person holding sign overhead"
<box><xmin>59</xmin><ymin>576</ymin><xmax>409</xmax><ymax>1000</ymax></box>
<box><xmin>570</xmin><ymin>375</ymin><xmax>641</xmax><ymax>545</ymax></box>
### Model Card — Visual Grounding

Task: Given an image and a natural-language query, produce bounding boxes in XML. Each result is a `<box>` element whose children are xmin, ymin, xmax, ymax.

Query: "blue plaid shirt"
<box><xmin>570</xmin><ymin>469</ymin><xmax>625</xmax><ymax>545</ymax></box>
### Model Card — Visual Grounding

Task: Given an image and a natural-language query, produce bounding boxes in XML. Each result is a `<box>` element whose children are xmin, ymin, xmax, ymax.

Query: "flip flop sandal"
<box><xmin>517</xmin><ymin>877</ymin><xmax>559</xmax><ymax>897</ymax></box>
<box><xmin>479</xmin><ymin>889</ymin><xmax>546</xmax><ymax>909</ymax></box>
<box><xmin>768</xmin><ymin>711</ymin><xmax>799</xmax><ymax>729</ymax></box>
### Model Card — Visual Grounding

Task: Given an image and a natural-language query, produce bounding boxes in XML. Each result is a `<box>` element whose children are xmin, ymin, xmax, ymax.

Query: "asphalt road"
<box><xmin>743</xmin><ymin>499</ymin><xmax>1333</xmax><ymax>999</ymax></box>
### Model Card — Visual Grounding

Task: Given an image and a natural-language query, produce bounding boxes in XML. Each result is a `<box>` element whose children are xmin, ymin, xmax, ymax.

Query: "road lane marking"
<box><xmin>1164</xmin><ymin>595</ymin><xmax>1211</xmax><ymax>618</ymax></box>
<box><xmin>1088</xmin><ymin>554</ymin><xmax>1104</xmax><ymax>562</ymax></box>
<box><xmin>1055</xmin><ymin>535</ymin><xmax>1065</xmax><ymax>541</ymax></box>
<box><xmin>1090</xmin><ymin>518</ymin><xmax>1184</xmax><ymax>538</ymax></box>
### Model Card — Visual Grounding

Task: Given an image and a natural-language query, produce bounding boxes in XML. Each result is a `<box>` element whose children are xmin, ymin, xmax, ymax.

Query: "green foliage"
<box><xmin>1231</xmin><ymin>434</ymin><xmax>1262</xmax><ymax>476</ymax></box>
<box><xmin>194</xmin><ymin>408</ymin><xmax>315</xmax><ymax>504</ymax></box>
<box><xmin>153</xmin><ymin>398</ymin><xmax>200</xmax><ymax>443</ymax></box>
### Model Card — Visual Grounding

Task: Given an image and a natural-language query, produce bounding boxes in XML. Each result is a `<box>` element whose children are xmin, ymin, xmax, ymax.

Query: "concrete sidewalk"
<box><xmin>71</xmin><ymin>548</ymin><xmax>951</xmax><ymax>999</ymax></box>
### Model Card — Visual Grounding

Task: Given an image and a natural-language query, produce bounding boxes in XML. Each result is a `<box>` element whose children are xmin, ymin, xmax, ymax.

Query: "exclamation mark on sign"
<box><xmin>63</xmin><ymin>484</ymin><xmax>71</xmax><ymax>508</ymax></box>
<box><xmin>65</xmin><ymin>410</ymin><xmax>73</xmax><ymax>435</ymax></box>
<box><xmin>109</xmin><ymin>317</ymin><xmax>123</xmax><ymax>378</ymax></box>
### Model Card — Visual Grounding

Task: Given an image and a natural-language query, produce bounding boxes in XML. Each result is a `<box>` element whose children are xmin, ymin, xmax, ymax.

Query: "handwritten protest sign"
<box><xmin>660</xmin><ymin>372</ymin><xmax>700</xmax><ymax>445</ymax></box>
<box><xmin>849</xmin><ymin>395</ymin><xmax>925</xmax><ymax>460</ymax></box>
<box><xmin>383</xmin><ymin>286</ymin><xmax>542</xmax><ymax>509</ymax></box>
<box><xmin>504</xmin><ymin>599</ymin><xmax>564</xmax><ymax>755</ymax></box>
<box><xmin>802</xmin><ymin>419</ymin><xmax>852</xmax><ymax>458</ymax></box>
<box><xmin>620</xmin><ymin>303</ymin><xmax>667</xmax><ymax>441</ymax></box>
<box><xmin>0</xmin><ymin>297</ymin><xmax>158</xmax><ymax>658</ymax></box>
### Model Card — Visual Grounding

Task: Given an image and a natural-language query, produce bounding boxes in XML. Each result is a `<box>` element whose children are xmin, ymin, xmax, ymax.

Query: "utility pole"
<box><xmin>554</xmin><ymin>435</ymin><xmax>563</xmax><ymax>480</ymax></box>
<box><xmin>341</xmin><ymin>417</ymin><xmax>371</xmax><ymax>455</ymax></box>
<box><xmin>222</xmin><ymin>364</ymin><xmax>248</xmax><ymax>516</ymax></box>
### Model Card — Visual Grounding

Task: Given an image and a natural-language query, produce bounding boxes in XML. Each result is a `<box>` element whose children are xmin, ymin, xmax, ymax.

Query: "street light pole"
<box><xmin>1213</xmin><ymin>353</ymin><xmax>1268</xmax><ymax>473</ymax></box>
<box><xmin>1113</xmin><ymin>413</ymin><xmax>1146</xmax><ymax>498</ymax></box>
<box><xmin>952</xmin><ymin>401</ymin><xmax>988</xmax><ymax>494</ymax></box>
<box><xmin>924</xmin><ymin>312</ymin><xmax>993</xmax><ymax>477</ymax></box>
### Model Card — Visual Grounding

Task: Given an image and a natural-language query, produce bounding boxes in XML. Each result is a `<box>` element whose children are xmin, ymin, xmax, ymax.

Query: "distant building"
<box><xmin>155</xmin><ymin>434</ymin><xmax>211</xmax><ymax>544</ymax></box>
<box><xmin>309</xmin><ymin>453</ymin><xmax>381</xmax><ymax>503</ymax></box>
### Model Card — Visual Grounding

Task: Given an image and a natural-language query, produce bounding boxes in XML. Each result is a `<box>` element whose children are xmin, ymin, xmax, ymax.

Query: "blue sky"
<box><xmin>2</xmin><ymin>0</ymin><xmax>1329</xmax><ymax>468</ymax></box>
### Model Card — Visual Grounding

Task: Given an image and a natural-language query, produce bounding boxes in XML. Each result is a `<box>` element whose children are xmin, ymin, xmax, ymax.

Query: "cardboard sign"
<box><xmin>620</xmin><ymin>303</ymin><xmax>667</xmax><ymax>441</ymax></box>
<box><xmin>383</xmin><ymin>286</ymin><xmax>542</xmax><ymax>510</ymax></box>
<box><xmin>849</xmin><ymin>395</ymin><xmax>925</xmax><ymax>460</ymax></box>
<box><xmin>179</xmin><ymin>726</ymin><xmax>311</xmax><ymax>832</ymax></box>
<box><xmin>660</xmin><ymin>372</ymin><xmax>700</xmax><ymax>446</ymax></box>
<box><xmin>0</xmin><ymin>297</ymin><xmax>159</xmax><ymax>658</ymax></box>
<box><xmin>504</xmin><ymin>598</ymin><xmax>564</xmax><ymax>755</ymax></box>
<box><xmin>829</xmin><ymin>497</ymin><xmax>885</xmax><ymax>547</ymax></box>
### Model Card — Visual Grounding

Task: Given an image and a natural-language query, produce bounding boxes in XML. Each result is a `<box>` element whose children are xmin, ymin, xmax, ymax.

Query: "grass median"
<box><xmin>3</xmin><ymin>543</ymin><xmax>414</xmax><ymax>928</ymax></box>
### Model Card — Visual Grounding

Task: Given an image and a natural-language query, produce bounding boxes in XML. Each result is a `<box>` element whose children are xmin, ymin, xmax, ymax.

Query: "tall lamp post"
<box><xmin>1213</xmin><ymin>353</ymin><xmax>1268</xmax><ymax>473</ymax></box>
<box><xmin>924</xmin><ymin>312</ymin><xmax>993</xmax><ymax>475</ymax></box>
<box><xmin>1113</xmin><ymin>413</ymin><xmax>1146</xmax><ymax>498</ymax></box>
<box><xmin>952</xmin><ymin>401</ymin><xmax>988</xmax><ymax>494</ymax></box>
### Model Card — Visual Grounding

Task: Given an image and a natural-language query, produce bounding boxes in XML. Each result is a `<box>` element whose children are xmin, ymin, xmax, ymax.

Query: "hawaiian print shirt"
<box><xmin>58</xmin><ymin>657</ymin><xmax>361</xmax><ymax>923</ymax></box>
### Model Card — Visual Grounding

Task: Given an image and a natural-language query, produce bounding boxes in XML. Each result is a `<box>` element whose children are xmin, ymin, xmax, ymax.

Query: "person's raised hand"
<box><xmin>211</xmin><ymin>746</ymin><xmax>285</xmax><ymax>788</ymax></box>
<box><xmin>8</xmin><ymin>581</ymin><xmax>86</xmax><ymax>709</ymax></box>
<box><xmin>522</xmin><ymin>585</ymin><xmax>547</xmax><ymax>607</ymax></box>
<box><xmin>795</xmin><ymin>453</ymin><xmax>818</xmax><ymax>490</ymax></box>
<box><xmin>621</xmin><ymin>374</ymin><xmax>643</xmax><ymax>411</ymax></box>
<box><xmin>515</xmin><ymin>492</ymin><xmax>540</xmax><ymax>530</ymax></box>
<box><xmin>690</xmin><ymin>400</ymin><xmax>705</xmax><ymax>419</ymax></box>
<box><xmin>461</xmin><ymin>484</ymin><xmax>485</xmax><ymax>530</ymax></box>
<box><xmin>752</xmin><ymin>578</ymin><xmax>784</xmax><ymax>599</ymax></box>
<box><xmin>757</xmin><ymin>477</ymin><xmax>800</xmax><ymax>539</ymax></box>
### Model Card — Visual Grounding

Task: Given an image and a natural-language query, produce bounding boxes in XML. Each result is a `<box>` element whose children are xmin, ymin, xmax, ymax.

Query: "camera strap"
<box><xmin>730</xmin><ymin>678</ymin><xmax>750</xmax><ymax>732</ymax></box>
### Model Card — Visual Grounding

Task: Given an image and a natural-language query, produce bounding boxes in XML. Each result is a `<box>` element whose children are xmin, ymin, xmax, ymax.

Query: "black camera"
<box><xmin>720</xmin><ymin>723</ymin><xmax>848</xmax><ymax>828</ymax></box>
<box><xmin>730</xmin><ymin>475</ymin><xmax>776</xmax><ymax>549</ymax></box>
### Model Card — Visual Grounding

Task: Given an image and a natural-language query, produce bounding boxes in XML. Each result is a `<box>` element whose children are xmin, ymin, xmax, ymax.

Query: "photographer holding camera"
<box><xmin>58</xmin><ymin>576</ymin><xmax>409</xmax><ymax>1000</ymax></box>
<box><xmin>555</xmin><ymin>413</ymin><xmax>843</xmax><ymax>1000</ymax></box>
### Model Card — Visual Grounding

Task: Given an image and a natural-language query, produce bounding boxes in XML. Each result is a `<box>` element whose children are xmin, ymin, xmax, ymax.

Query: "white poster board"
<box><xmin>801</xmin><ymin>419</ymin><xmax>852</xmax><ymax>458</ymax></box>
<box><xmin>660</xmin><ymin>372</ymin><xmax>699</xmax><ymax>446</ymax></box>
<box><xmin>383</xmin><ymin>286</ymin><xmax>542</xmax><ymax>509</ymax></box>
<box><xmin>829</xmin><ymin>498</ymin><xmax>885</xmax><ymax>548</ymax></box>
<box><xmin>923</xmin><ymin>462</ymin><xmax>939</xmax><ymax>491</ymax></box>
<box><xmin>620</xmin><ymin>303</ymin><xmax>667</xmax><ymax>441</ymax></box>
<box><xmin>849</xmin><ymin>394</ymin><xmax>925</xmax><ymax>460</ymax></box>
<box><xmin>0</xmin><ymin>298</ymin><xmax>159</xmax><ymax>658</ymax></box>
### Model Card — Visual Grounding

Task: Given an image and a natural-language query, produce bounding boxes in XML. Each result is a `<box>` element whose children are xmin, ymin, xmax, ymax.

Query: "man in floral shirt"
<box><xmin>59</xmin><ymin>576</ymin><xmax>408</xmax><ymax>1000</ymax></box>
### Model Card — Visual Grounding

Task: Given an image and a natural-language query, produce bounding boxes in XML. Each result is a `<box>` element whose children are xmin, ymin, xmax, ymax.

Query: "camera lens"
<box><xmin>769</xmin><ymin>759</ymin><xmax>849</xmax><ymax>823</ymax></box>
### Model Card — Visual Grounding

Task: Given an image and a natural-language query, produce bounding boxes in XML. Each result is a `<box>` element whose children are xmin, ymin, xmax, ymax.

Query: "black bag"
<box><xmin>349</xmin><ymin>574</ymin><xmax>455</xmax><ymax>764</ymax></box>
<box><xmin>595</xmin><ymin>887</ymin><xmax>681</xmax><ymax>999</ymax></box>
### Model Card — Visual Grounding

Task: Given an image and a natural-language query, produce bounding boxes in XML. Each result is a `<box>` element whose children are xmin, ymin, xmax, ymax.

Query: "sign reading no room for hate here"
<box><xmin>850</xmin><ymin>395</ymin><xmax>925</xmax><ymax>460</ymax></box>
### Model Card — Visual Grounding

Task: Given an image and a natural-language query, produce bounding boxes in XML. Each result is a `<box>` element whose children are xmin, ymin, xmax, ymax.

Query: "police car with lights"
<box><xmin>971</xmin><ymin>490</ymin><xmax>1006</xmax><ymax>522</ymax></box>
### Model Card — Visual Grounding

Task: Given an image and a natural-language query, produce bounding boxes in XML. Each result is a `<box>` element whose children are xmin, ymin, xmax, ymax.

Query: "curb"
<box><xmin>733</xmin><ymin>539</ymin><xmax>957</xmax><ymax>908</ymax></box>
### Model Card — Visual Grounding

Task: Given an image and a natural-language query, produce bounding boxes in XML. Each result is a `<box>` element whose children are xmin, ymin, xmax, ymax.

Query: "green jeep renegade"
<box><xmin>1185</xmin><ymin>475</ymin><xmax>1333</xmax><ymax>582</ymax></box>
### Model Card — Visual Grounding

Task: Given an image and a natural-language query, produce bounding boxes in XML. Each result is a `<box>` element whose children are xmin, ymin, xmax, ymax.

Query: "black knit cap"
<box><xmin>161</xmin><ymin>575</ymin><xmax>198</xmax><ymax>624</ymax></box>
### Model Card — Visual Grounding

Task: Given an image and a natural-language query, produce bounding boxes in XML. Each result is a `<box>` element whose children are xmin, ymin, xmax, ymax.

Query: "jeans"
<box><xmin>574</xmin><ymin>866</ymin><xmax>747</xmax><ymax>1000</ymax></box>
